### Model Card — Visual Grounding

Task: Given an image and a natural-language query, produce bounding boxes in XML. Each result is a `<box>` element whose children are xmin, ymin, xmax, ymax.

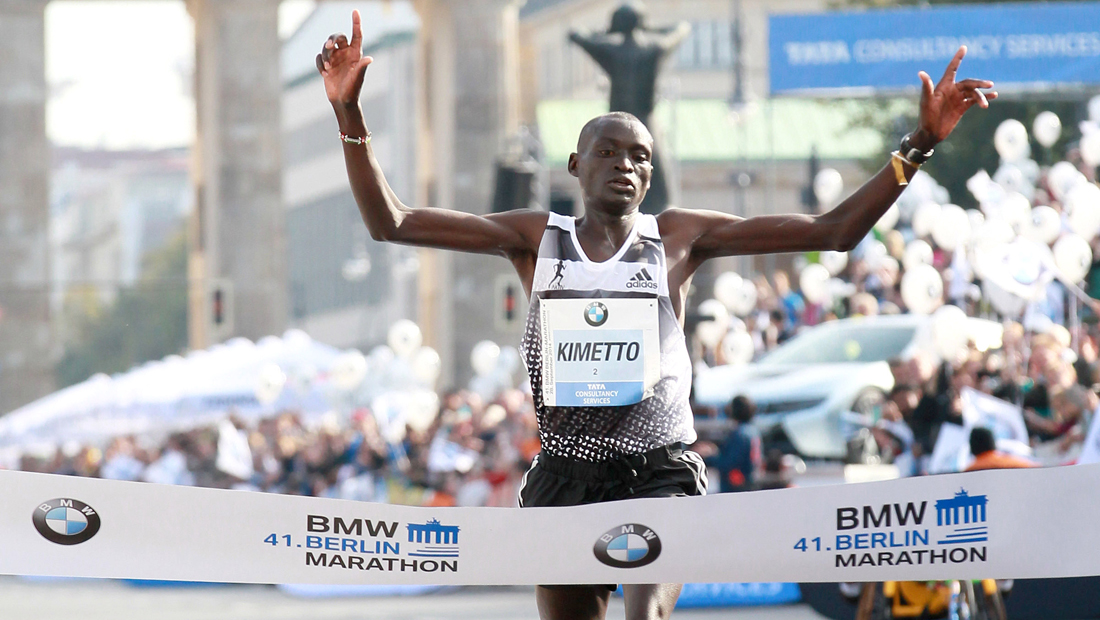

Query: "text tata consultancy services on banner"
<box><xmin>769</xmin><ymin>2</ymin><xmax>1100</xmax><ymax>93</ymax></box>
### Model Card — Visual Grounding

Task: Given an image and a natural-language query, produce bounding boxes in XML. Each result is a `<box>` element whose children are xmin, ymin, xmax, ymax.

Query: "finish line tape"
<box><xmin>4</xmin><ymin>465</ymin><xmax>1100</xmax><ymax>585</ymax></box>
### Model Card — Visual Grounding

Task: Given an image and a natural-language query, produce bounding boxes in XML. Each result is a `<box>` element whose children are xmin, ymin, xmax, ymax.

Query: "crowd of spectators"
<box><xmin>692</xmin><ymin>159</ymin><xmax>1100</xmax><ymax>484</ymax></box>
<box><xmin>17</xmin><ymin>388</ymin><xmax>542</xmax><ymax>508</ymax></box>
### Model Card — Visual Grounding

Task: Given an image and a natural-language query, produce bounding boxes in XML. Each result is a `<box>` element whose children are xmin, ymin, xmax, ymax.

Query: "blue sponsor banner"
<box><xmin>769</xmin><ymin>1</ymin><xmax>1100</xmax><ymax>94</ymax></box>
<box><xmin>615</xmin><ymin>582</ymin><xmax>801</xmax><ymax>608</ymax></box>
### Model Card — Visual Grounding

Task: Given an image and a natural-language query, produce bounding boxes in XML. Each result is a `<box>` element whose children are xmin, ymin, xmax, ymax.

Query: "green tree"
<box><xmin>55</xmin><ymin>230</ymin><xmax>189</xmax><ymax>388</ymax></box>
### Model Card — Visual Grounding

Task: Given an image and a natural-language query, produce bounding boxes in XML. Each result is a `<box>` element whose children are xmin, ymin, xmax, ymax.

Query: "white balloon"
<box><xmin>902</xmin><ymin>239</ymin><xmax>934</xmax><ymax>271</ymax></box>
<box><xmin>696</xmin><ymin>323</ymin><xmax>726</xmax><ymax>350</ymax></box>
<box><xmin>387</xmin><ymin>319</ymin><xmax>423</xmax><ymax>358</ymax></box>
<box><xmin>470</xmin><ymin>340</ymin><xmax>501</xmax><ymax>377</ymax></box>
<box><xmin>967</xmin><ymin>169</ymin><xmax>998</xmax><ymax>204</ymax></box>
<box><xmin>967</xmin><ymin>209</ymin><xmax>985</xmax><ymax>232</ymax></box>
<box><xmin>819</xmin><ymin>250</ymin><xmax>849</xmax><ymax>276</ymax></box>
<box><xmin>931</xmin><ymin>304</ymin><xmax>969</xmax><ymax>360</ymax></box>
<box><xmin>697</xmin><ymin>298</ymin><xmax>730</xmax><ymax>326</ymax></box>
<box><xmin>912</xmin><ymin>202</ymin><xmax>941</xmax><ymax>238</ymax></box>
<box><xmin>255</xmin><ymin>363</ymin><xmax>286</xmax><ymax>405</ymax></box>
<box><xmin>1084</xmin><ymin>131</ymin><xmax>1100</xmax><ymax>168</ymax></box>
<box><xmin>994</xmin><ymin>119</ymin><xmax>1029</xmax><ymax>162</ymax></box>
<box><xmin>1053</xmin><ymin>234</ymin><xmax>1093</xmax><ymax>282</ymax></box>
<box><xmin>1048</xmin><ymin>161</ymin><xmax>1086</xmax><ymax>201</ymax></box>
<box><xmin>406</xmin><ymin>391</ymin><xmax>441</xmax><ymax>433</ymax></box>
<box><xmin>984</xmin><ymin>280</ymin><xmax>1028</xmax><ymax>318</ymax></box>
<box><xmin>874</xmin><ymin>203</ymin><xmax>901</xmax><ymax>233</ymax></box>
<box><xmin>972</xmin><ymin>218</ymin><xmax>1016</xmax><ymax>248</ymax></box>
<box><xmin>1022</xmin><ymin>205</ymin><xmax>1062</xmax><ymax>245</ymax></box>
<box><xmin>993</xmin><ymin>164</ymin><xmax>1030</xmax><ymax>198</ymax></box>
<box><xmin>497</xmin><ymin>345</ymin><xmax>521</xmax><ymax>374</ymax></box>
<box><xmin>713</xmin><ymin>272</ymin><xmax>744</xmax><ymax>312</ymax></box>
<box><xmin>828</xmin><ymin>277</ymin><xmax>856</xmax><ymax>301</ymax></box>
<box><xmin>969</xmin><ymin>218</ymin><xmax>1015</xmax><ymax>280</ymax></box>
<box><xmin>720</xmin><ymin>330</ymin><xmax>755</xmax><ymax>366</ymax></box>
<box><xmin>282</xmin><ymin>329</ymin><xmax>313</xmax><ymax>350</ymax></box>
<box><xmin>1033</xmin><ymin>111</ymin><xmax>1062</xmax><ymax>148</ymax></box>
<box><xmin>730</xmin><ymin>278</ymin><xmax>758</xmax><ymax>317</ymax></box>
<box><xmin>862</xmin><ymin>240</ymin><xmax>888</xmax><ymax>270</ymax></box>
<box><xmin>814</xmin><ymin>168</ymin><xmax>844</xmax><ymax>206</ymax></box>
<box><xmin>1017</xmin><ymin>158</ymin><xmax>1041</xmax><ymax>185</ymax></box>
<box><xmin>369</xmin><ymin>344</ymin><xmax>395</xmax><ymax>366</ymax></box>
<box><xmin>1067</xmin><ymin>183</ymin><xmax>1100</xmax><ymax>239</ymax></box>
<box><xmin>696</xmin><ymin>299</ymin><xmax>730</xmax><ymax>348</ymax></box>
<box><xmin>411</xmin><ymin>346</ymin><xmax>442</xmax><ymax>386</ymax></box>
<box><xmin>329</xmin><ymin>350</ymin><xmax>368</xmax><ymax>391</ymax></box>
<box><xmin>931</xmin><ymin>204</ymin><xmax>971</xmax><ymax>251</ymax></box>
<box><xmin>1090</xmin><ymin>95</ymin><xmax>1100</xmax><ymax>122</ymax></box>
<box><xmin>900</xmin><ymin>264</ymin><xmax>944</xmax><ymax>315</ymax></box>
<box><xmin>997</xmin><ymin>192</ymin><xmax>1032</xmax><ymax>232</ymax></box>
<box><xmin>799</xmin><ymin>263</ymin><xmax>831</xmax><ymax>305</ymax></box>
<box><xmin>729</xmin><ymin>316</ymin><xmax>747</xmax><ymax>333</ymax></box>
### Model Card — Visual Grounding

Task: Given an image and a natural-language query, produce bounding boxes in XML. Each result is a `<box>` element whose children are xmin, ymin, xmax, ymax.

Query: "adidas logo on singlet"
<box><xmin>626</xmin><ymin>267</ymin><xmax>658</xmax><ymax>290</ymax></box>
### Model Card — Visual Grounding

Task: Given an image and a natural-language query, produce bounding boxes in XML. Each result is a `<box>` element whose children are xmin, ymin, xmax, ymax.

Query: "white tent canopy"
<box><xmin>0</xmin><ymin>330</ymin><xmax>347</xmax><ymax>450</ymax></box>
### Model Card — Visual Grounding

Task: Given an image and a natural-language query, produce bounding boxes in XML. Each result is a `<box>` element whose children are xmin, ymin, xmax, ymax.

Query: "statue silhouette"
<box><xmin>569</xmin><ymin>2</ymin><xmax>690</xmax><ymax>214</ymax></box>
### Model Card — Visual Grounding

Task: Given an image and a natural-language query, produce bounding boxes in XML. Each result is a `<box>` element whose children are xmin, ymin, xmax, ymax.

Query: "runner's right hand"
<box><xmin>316</xmin><ymin>10</ymin><xmax>373</xmax><ymax>109</ymax></box>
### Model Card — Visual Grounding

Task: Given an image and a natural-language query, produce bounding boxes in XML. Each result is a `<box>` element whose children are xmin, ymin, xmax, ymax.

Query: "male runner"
<box><xmin>317</xmin><ymin>11</ymin><xmax>995</xmax><ymax>620</ymax></box>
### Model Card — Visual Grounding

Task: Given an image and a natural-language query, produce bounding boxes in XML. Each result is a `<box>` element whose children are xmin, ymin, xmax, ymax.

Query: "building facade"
<box><xmin>280</xmin><ymin>1</ymin><xmax>421</xmax><ymax>351</ymax></box>
<box><xmin>49</xmin><ymin>147</ymin><xmax>191</xmax><ymax>351</ymax></box>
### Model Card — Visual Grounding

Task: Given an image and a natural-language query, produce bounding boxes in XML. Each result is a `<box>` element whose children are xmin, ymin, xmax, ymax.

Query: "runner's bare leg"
<box><xmin>623</xmin><ymin>583</ymin><xmax>682</xmax><ymax>620</ymax></box>
<box><xmin>536</xmin><ymin>585</ymin><xmax>611</xmax><ymax>620</ymax></box>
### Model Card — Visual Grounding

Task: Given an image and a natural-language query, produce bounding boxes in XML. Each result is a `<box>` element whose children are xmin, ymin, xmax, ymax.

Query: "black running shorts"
<box><xmin>518</xmin><ymin>442</ymin><xmax>708</xmax><ymax>508</ymax></box>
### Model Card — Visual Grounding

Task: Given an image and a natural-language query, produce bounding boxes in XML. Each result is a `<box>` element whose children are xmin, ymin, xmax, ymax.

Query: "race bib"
<box><xmin>539</xmin><ymin>297</ymin><xmax>660</xmax><ymax>407</ymax></box>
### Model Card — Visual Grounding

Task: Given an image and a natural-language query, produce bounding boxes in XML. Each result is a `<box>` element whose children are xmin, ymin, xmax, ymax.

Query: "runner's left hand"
<box><xmin>911</xmin><ymin>46</ymin><xmax>998</xmax><ymax>150</ymax></box>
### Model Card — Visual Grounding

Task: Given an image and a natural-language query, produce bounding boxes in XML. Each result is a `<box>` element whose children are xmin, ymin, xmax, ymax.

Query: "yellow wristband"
<box><xmin>890</xmin><ymin>151</ymin><xmax>917</xmax><ymax>186</ymax></box>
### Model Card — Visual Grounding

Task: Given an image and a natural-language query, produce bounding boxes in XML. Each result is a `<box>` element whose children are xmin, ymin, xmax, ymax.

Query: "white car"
<box><xmin>692</xmin><ymin>314</ymin><xmax>1002</xmax><ymax>459</ymax></box>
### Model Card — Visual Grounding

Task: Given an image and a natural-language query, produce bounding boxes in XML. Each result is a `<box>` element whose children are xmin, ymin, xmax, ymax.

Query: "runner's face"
<box><xmin>570</xmin><ymin>119</ymin><xmax>653</xmax><ymax>214</ymax></box>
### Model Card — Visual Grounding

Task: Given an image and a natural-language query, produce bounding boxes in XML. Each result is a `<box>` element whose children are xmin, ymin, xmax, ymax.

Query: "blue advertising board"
<box><xmin>769</xmin><ymin>2</ymin><xmax>1100</xmax><ymax>94</ymax></box>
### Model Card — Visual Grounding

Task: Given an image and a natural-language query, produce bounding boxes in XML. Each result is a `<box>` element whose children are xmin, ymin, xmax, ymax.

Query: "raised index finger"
<box><xmin>939</xmin><ymin>45</ymin><xmax>967</xmax><ymax>86</ymax></box>
<box><xmin>350</xmin><ymin>9</ymin><xmax>363</xmax><ymax>50</ymax></box>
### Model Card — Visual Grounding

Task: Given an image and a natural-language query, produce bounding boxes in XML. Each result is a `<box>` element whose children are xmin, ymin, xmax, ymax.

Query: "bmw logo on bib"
<box><xmin>33</xmin><ymin>498</ymin><xmax>101</xmax><ymax>545</ymax></box>
<box><xmin>593</xmin><ymin>523</ymin><xmax>662</xmax><ymax>568</ymax></box>
<box><xmin>584</xmin><ymin>302</ymin><xmax>609</xmax><ymax>327</ymax></box>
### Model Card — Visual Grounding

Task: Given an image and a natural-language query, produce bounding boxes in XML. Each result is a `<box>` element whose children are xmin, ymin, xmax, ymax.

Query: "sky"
<box><xmin>45</xmin><ymin>0</ymin><xmax>315</xmax><ymax>151</ymax></box>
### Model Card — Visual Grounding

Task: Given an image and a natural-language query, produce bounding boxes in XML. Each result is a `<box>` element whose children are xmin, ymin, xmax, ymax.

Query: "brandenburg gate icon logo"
<box><xmin>935</xmin><ymin>489</ymin><xmax>989</xmax><ymax>544</ymax></box>
<box><xmin>407</xmin><ymin>518</ymin><xmax>461</xmax><ymax>558</ymax></box>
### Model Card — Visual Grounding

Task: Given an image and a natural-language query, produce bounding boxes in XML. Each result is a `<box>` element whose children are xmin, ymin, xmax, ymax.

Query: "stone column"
<box><xmin>187</xmin><ymin>0</ymin><xmax>286</xmax><ymax>348</ymax></box>
<box><xmin>0</xmin><ymin>0</ymin><xmax>52</xmax><ymax>414</ymax></box>
<box><xmin>449</xmin><ymin>0</ymin><xmax>526</xmax><ymax>385</ymax></box>
<box><xmin>413</xmin><ymin>0</ymin><xmax>526</xmax><ymax>386</ymax></box>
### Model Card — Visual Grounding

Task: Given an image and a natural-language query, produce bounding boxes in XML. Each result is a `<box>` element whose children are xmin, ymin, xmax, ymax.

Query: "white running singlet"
<box><xmin>520</xmin><ymin>213</ymin><xmax>697</xmax><ymax>462</ymax></box>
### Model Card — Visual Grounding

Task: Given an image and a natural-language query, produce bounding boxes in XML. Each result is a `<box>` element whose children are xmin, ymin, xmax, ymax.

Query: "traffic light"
<box><xmin>207</xmin><ymin>279</ymin><xmax>233</xmax><ymax>339</ymax></box>
<box><xmin>503</xmin><ymin>282</ymin><xmax>516</xmax><ymax>323</ymax></box>
<box><xmin>494</xmin><ymin>275</ymin><xmax>525</xmax><ymax>331</ymax></box>
<box><xmin>212</xmin><ymin>288</ymin><xmax>225</xmax><ymax>326</ymax></box>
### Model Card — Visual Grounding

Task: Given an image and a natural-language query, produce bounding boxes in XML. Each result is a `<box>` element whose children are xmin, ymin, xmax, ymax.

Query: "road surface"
<box><xmin>0</xmin><ymin>578</ymin><xmax>830</xmax><ymax>620</ymax></box>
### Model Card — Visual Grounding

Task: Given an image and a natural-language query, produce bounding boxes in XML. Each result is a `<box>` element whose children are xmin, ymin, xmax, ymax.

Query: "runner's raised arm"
<box><xmin>317</xmin><ymin>11</ymin><xmax>545</xmax><ymax>266</ymax></box>
<box><xmin>659</xmin><ymin>45</ymin><xmax>997</xmax><ymax>264</ymax></box>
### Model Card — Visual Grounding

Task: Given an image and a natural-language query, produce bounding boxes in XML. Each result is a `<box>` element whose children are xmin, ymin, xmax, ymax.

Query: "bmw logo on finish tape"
<box><xmin>33</xmin><ymin>498</ymin><xmax>101</xmax><ymax>545</ymax></box>
<box><xmin>593</xmin><ymin>523</ymin><xmax>662</xmax><ymax>568</ymax></box>
<box><xmin>584</xmin><ymin>301</ymin><xmax>609</xmax><ymax>327</ymax></box>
